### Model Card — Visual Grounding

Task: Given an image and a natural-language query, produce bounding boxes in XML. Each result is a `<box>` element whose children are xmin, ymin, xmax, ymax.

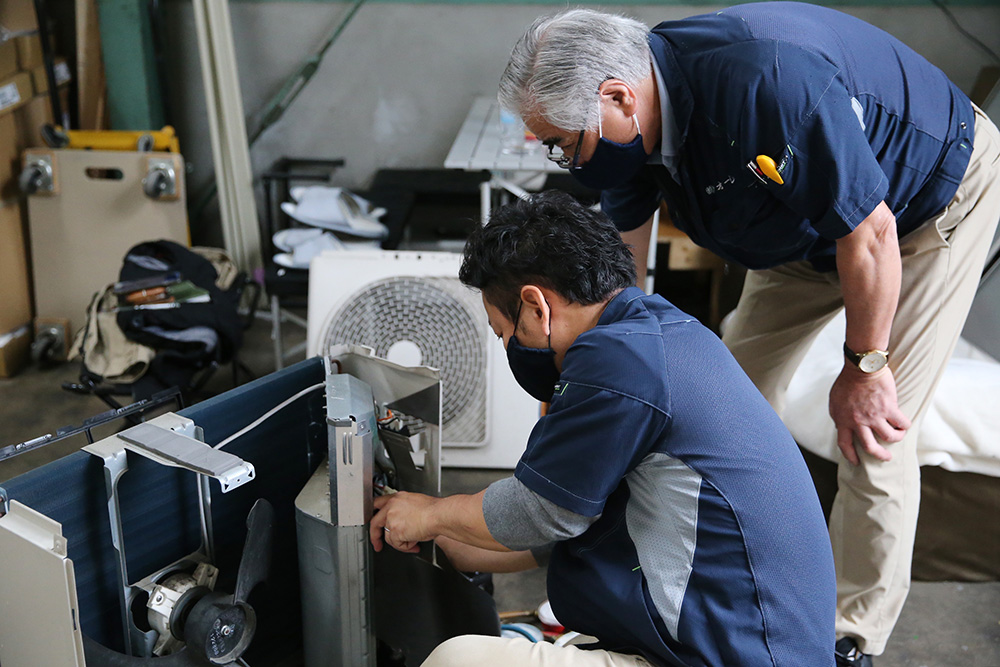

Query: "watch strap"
<box><xmin>843</xmin><ymin>342</ymin><xmax>889</xmax><ymax>369</ymax></box>
<box><xmin>843</xmin><ymin>342</ymin><xmax>861</xmax><ymax>366</ymax></box>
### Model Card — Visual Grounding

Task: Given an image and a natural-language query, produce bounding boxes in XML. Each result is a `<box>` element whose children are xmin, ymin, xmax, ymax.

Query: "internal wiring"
<box><xmin>214</xmin><ymin>382</ymin><xmax>325</xmax><ymax>450</ymax></box>
<box><xmin>931</xmin><ymin>0</ymin><xmax>1000</xmax><ymax>65</ymax></box>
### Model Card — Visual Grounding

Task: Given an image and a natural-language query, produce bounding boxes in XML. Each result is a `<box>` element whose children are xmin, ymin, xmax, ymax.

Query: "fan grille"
<box><xmin>320</xmin><ymin>276</ymin><xmax>488</xmax><ymax>444</ymax></box>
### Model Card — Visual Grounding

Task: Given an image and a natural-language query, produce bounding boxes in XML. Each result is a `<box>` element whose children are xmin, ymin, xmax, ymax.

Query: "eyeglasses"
<box><xmin>546</xmin><ymin>129</ymin><xmax>585</xmax><ymax>169</ymax></box>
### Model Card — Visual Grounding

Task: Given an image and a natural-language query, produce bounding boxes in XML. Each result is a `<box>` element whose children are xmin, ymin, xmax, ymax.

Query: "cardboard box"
<box><xmin>0</xmin><ymin>38</ymin><xmax>16</xmax><ymax>80</ymax></box>
<box><xmin>0</xmin><ymin>201</ymin><xmax>32</xmax><ymax>333</ymax></box>
<box><xmin>0</xmin><ymin>111</ymin><xmax>19</xmax><ymax>199</ymax></box>
<box><xmin>0</xmin><ymin>71</ymin><xmax>32</xmax><ymax>117</ymax></box>
<box><xmin>14</xmin><ymin>92</ymin><xmax>53</xmax><ymax>148</ymax></box>
<box><xmin>0</xmin><ymin>0</ymin><xmax>39</xmax><ymax>33</ymax></box>
<box><xmin>0</xmin><ymin>324</ymin><xmax>31</xmax><ymax>378</ymax></box>
<box><xmin>29</xmin><ymin>58</ymin><xmax>70</xmax><ymax>95</ymax></box>
<box><xmin>14</xmin><ymin>33</ymin><xmax>41</xmax><ymax>70</ymax></box>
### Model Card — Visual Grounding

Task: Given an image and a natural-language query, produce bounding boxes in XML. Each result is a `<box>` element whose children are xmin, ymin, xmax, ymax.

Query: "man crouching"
<box><xmin>370</xmin><ymin>191</ymin><xmax>836</xmax><ymax>667</ymax></box>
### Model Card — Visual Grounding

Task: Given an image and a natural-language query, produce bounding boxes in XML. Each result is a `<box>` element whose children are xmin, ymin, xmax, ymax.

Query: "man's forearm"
<box><xmin>435</xmin><ymin>536</ymin><xmax>536</xmax><ymax>573</ymax></box>
<box><xmin>621</xmin><ymin>216</ymin><xmax>654</xmax><ymax>289</ymax></box>
<box><xmin>836</xmin><ymin>201</ymin><xmax>900</xmax><ymax>354</ymax></box>
<box><xmin>430</xmin><ymin>490</ymin><xmax>511</xmax><ymax>552</ymax></box>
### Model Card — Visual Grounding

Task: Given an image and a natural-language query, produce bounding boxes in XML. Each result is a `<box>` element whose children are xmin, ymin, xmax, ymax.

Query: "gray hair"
<box><xmin>499</xmin><ymin>9</ymin><xmax>651</xmax><ymax>132</ymax></box>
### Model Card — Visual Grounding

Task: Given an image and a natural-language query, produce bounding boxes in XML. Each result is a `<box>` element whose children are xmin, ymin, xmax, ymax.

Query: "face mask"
<box><xmin>571</xmin><ymin>110</ymin><xmax>646</xmax><ymax>191</ymax></box>
<box><xmin>506</xmin><ymin>303</ymin><xmax>560</xmax><ymax>403</ymax></box>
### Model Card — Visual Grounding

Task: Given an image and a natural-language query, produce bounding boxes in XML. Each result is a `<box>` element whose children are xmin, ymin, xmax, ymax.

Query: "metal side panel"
<box><xmin>295</xmin><ymin>461</ymin><xmax>375</xmax><ymax>667</ymax></box>
<box><xmin>0</xmin><ymin>501</ymin><xmax>85</xmax><ymax>666</ymax></box>
<box><xmin>325</xmin><ymin>373</ymin><xmax>375</xmax><ymax>527</ymax></box>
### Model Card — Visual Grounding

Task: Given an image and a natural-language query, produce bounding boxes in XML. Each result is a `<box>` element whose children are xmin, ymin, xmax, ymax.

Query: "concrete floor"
<box><xmin>1</xmin><ymin>317</ymin><xmax>998</xmax><ymax>666</ymax></box>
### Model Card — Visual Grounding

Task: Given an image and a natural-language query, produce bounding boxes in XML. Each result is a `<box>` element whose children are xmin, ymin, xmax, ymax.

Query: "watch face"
<box><xmin>859</xmin><ymin>352</ymin><xmax>888</xmax><ymax>373</ymax></box>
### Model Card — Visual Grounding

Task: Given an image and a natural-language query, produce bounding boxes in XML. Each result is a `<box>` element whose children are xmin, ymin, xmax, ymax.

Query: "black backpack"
<box><xmin>115</xmin><ymin>240</ymin><xmax>244</xmax><ymax>365</ymax></box>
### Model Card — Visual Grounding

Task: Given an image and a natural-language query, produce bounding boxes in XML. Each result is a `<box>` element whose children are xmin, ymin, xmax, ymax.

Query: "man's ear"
<box><xmin>597</xmin><ymin>79</ymin><xmax>638</xmax><ymax>116</ymax></box>
<box><xmin>519</xmin><ymin>285</ymin><xmax>552</xmax><ymax>336</ymax></box>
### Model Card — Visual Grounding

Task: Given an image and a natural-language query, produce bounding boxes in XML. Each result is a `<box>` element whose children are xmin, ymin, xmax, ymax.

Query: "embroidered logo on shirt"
<box><xmin>704</xmin><ymin>175</ymin><xmax>736</xmax><ymax>195</ymax></box>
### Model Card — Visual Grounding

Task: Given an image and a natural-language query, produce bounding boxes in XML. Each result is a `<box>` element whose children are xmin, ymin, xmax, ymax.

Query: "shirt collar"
<box><xmin>647</xmin><ymin>57</ymin><xmax>680</xmax><ymax>175</ymax></box>
<box><xmin>597</xmin><ymin>287</ymin><xmax>648</xmax><ymax>327</ymax></box>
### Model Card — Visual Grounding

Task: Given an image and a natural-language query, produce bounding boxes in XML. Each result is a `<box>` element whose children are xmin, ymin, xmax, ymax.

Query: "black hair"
<box><xmin>459</xmin><ymin>190</ymin><xmax>637</xmax><ymax>323</ymax></box>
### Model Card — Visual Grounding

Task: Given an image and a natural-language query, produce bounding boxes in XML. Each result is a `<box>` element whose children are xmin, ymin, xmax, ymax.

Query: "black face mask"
<box><xmin>506</xmin><ymin>302</ymin><xmax>560</xmax><ymax>403</ymax></box>
<box><xmin>571</xmin><ymin>113</ymin><xmax>647</xmax><ymax>191</ymax></box>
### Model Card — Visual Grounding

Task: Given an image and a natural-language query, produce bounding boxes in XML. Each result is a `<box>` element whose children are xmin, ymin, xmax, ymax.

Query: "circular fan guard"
<box><xmin>320</xmin><ymin>276</ymin><xmax>488</xmax><ymax>444</ymax></box>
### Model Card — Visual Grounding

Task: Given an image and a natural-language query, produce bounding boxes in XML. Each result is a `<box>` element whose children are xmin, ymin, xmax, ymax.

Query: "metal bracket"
<box><xmin>115</xmin><ymin>421</ymin><xmax>255</xmax><ymax>493</ymax></box>
<box><xmin>82</xmin><ymin>412</ymin><xmax>255</xmax><ymax>656</ymax></box>
<box><xmin>143</xmin><ymin>157</ymin><xmax>177</xmax><ymax>200</ymax></box>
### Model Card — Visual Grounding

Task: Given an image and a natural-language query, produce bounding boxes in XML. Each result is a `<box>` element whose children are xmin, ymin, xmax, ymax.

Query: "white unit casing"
<box><xmin>307</xmin><ymin>249</ymin><xmax>539</xmax><ymax>468</ymax></box>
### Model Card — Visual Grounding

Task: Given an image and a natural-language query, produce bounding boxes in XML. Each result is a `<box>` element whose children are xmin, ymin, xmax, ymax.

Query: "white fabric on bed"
<box><xmin>782</xmin><ymin>311</ymin><xmax>1000</xmax><ymax>477</ymax></box>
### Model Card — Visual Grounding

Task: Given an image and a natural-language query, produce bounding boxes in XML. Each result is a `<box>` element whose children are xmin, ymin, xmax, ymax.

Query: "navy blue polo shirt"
<box><xmin>515</xmin><ymin>288</ymin><xmax>835</xmax><ymax>666</ymax></box>
<box><xmin>601</xmin><ymin>2</ymin><xmax>974</xmax><ymax>271</ymax></box>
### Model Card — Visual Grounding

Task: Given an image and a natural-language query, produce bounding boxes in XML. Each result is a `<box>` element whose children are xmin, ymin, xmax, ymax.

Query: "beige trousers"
<box><xmin>421</xmin><ymin>635</ymin><xmax>653</xmax><ymax>667</ymax></box>
<box><xmin>722</xmin><ymin>105</ymin><xmax>1000</xmax><ymax>656</ymax></box>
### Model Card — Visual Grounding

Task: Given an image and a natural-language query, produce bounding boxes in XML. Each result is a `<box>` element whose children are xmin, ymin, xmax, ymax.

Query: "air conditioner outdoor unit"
<box><xmin>307</xmin><ymin>249</ymin><xmax>539</xmax><ymax>468</ymax></box>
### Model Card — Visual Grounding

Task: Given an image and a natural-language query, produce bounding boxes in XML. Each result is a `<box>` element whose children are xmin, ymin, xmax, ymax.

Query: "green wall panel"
<box><xmin>97</xmin><ymin>0</ymin><xmax>165</xmax><ymax>130</ymax></box>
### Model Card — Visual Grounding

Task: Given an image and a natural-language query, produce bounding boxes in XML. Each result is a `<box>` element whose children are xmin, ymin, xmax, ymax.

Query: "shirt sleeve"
<box><xmin>599</xmin><ymin>168</ymin><xmax>662</xmax><ymax>232</ymax></box>
<box><xmin>482</xmin><ymin>476</ymin><xmax>600</xmax><ymax>550</ymax></box>
<box><xmin>514</xmin><ymin>381</ymin><xmax>669</xmax><ymax>516</ymax></box>
<box><xmin>738</xmin><ymin>41</ymin><xmax>888</xmax><ymax>239</ymax></box>
<box><xmin>530</xmin><ymin>542</ymin><xmax>554</xmax><ymax>568</ymax></box>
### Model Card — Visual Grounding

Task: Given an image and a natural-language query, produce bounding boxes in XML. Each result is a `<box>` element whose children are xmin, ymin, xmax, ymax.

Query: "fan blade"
<box><xmin>233</xmin><ymin>498</ymin><xmax>275</xmax><ymax>606</ymax></box>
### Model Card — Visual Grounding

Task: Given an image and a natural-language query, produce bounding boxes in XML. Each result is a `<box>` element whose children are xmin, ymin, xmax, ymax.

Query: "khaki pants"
<box><xmin>421</xmin><ymin>635</ymin><xmax>653</xmax><ymax>667</ymax></box>
<box><xmin>722</xmin><ymin>105</ymin><xmax>1000</xmax><ymax>656</ymax></box>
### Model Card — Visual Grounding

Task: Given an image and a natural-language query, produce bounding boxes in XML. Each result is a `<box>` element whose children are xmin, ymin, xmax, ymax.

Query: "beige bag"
<box><xmin>70</xmin><ymin>286</ymin><xmax>156</xmax><ymax>384</ymax></box>
<box><xmin>69</xmin><ymin>245</ymin><xmax>240</xmax><ymax>384</ymax></box>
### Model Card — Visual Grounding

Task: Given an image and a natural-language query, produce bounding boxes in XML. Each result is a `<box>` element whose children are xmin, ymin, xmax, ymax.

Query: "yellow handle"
<box><xmin>58</xmin><ymin>126</ymin><xmax>180</xmax><ymax>153</ymax></box>
<box><xmin>755</xmin><ymin>155</ymin><xmax>784</xmax><ymax>185</ymax></box>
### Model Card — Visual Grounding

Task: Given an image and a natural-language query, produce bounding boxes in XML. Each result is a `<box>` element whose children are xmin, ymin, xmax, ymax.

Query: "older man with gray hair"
<box><xmin>500</xmin><ymin>4</ymin><xmax>1000</xmax><ymax>667</ymax></box>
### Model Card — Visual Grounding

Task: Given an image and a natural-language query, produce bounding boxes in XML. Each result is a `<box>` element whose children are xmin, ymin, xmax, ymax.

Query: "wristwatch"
<box><xmin>843</xmin><ymin>342</ymin><xmax>889</xmax><ymax>374</ymax></box>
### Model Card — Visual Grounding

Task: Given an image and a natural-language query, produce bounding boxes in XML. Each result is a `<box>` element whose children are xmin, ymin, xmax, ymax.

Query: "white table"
<box><xmin>444</xmin><ymin>96</ymin><xmax>663</xmax><ymax>294</ymax></box>
<box><xmin>445</xmin><ymin>96</ymin><xmax>562</xmax><ymax>223</ymax></box>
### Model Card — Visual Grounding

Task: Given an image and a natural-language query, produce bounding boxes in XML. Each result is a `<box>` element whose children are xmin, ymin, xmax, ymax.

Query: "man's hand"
<box><xmin>370</xmin><ymin>492</ymin><xmax>439</xmax><ymax>554</ymax></box>
<box><xmin>829</xmin><ymin>366</ymin><xmax>911</xmax><ymax>465</ymax></box>
<box><xmin>369</xmin><ymin>488</ymin><xmax>506</xmax><ymax>555</ymax></box>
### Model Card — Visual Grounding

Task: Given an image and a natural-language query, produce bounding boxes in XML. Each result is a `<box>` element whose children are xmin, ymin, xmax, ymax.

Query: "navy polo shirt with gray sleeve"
<box><xmin>503</xmin><ymin>287</ymin><xmax>835</xmax><ymax>667</ymax></box>
<box><xmin>601</xmin><ymin>2</ymin><xmax>974</xmax><ymax>272</ymax></box>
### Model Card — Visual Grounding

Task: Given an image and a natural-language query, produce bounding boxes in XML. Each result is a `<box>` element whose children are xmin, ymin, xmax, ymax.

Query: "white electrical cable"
<box><xmin>214</xmin><ymin>383</ymin><xmax>325</xmax><ymax>450</ymax></box>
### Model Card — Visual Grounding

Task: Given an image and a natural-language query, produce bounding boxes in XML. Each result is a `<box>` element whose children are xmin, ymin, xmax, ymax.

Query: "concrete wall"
<box><xmin>162</xmin><ymin>2</ymin><xmax>1000</xmax><ymax>238</ymax></box>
